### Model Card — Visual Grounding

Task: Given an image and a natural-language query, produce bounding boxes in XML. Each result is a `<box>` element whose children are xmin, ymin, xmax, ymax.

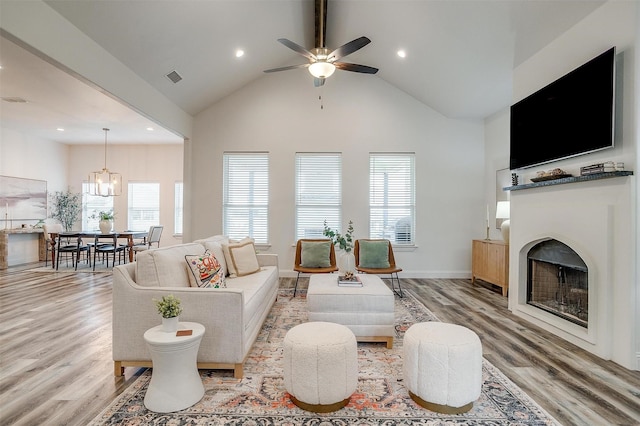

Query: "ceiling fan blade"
<box><xmin>334</xmin><ymin>62</ymin><xmax>379</xmax><ymax>74</ymax></box>
<box><xmin>314</xmin><ymin>77</ymin><xmax>325</xmax><ymax>87</ymax></box>
<box><xmin>277</xmin><ymin>38</ymin><xmax>316</xmax><ymax>61</ymax></box>
<box><xmin>328</xmin><ymin>37</ymin><xmax>371</xmax><ymax>62</ymax></box>
<box><xmin>263</xmin><ymin>63</ymin><xmax>310</xmax><ymax>73</ymax></box>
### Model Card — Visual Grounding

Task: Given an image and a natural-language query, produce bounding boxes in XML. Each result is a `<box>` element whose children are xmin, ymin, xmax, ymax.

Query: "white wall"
<box><xmin>1</xmin><ymin>127</ymin><xmax>69</xmax><ymax>197</ymax></box>
<box><xmin>484</xmin><ymin>108</ymin><xmax>510</xmax><ymax>241</ymax></box>
<box><xmin>190</xmin><ymin>70</ymin><xmax>485</xmax><ymax>276</ymax></box>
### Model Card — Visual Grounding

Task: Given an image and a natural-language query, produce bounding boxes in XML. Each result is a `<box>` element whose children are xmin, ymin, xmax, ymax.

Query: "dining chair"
<box><xmin>354</xmin><ymin>239</ymin><xmax>404</xmax><ymax>297</ymax></box>
<box><xmin>131</xmin><ymin>225</ymin><xmax>164</xmax><ymax>258</ymax></box>
<box><xmin>55</xmin><ymin>231</ymin><xmax>90</xmax><ymax>271</ymax></box>
<box><xmin>93</xmin><ymin>234</ymin><xmax>126</xmax><ymax>270</ymax></box>
<box><xmin>292</xmin><ymin>239</ymin><xmax>338</xmax><ymax>297</ymax></box>
<box><xmin>43</xmin><ymin>223</ymin><xmax>62</xmax><ymax>268</ymax></box>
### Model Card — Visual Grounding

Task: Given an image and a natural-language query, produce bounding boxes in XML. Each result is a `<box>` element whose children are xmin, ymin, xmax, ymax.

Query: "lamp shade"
<box><xmin>88</xmin><ymin>169</ymin><xmax>122</xmax><ymax>197</ymax></box>
<box><xmin>496</xmin><ymin>201</ymin><xmax>510</xmax><ymax>219</ymax></box>
<box><xmin>308</xmin><ymin>61</ymin><xmax>336</xmax><ymax>79</ymax></box>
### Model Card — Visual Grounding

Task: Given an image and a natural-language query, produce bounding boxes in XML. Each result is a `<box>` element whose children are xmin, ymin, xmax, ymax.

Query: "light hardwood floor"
<box><xmin>1</xmin><ymin>264</ymin><xmax>639</xmax><ymax>425</ymax></box>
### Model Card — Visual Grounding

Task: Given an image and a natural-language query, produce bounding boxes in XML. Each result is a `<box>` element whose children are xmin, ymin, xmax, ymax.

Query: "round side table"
<box><xmin>143</xmin><ymin>321</ymin><xmax>205</xmax><ymax>413</ymax></box>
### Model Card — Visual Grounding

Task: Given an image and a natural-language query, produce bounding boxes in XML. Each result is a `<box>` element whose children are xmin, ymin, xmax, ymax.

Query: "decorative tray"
<box><xmin>530</xmin><ymin>174</ymin><xmax>572</xmax><ymax>182</ymax></box>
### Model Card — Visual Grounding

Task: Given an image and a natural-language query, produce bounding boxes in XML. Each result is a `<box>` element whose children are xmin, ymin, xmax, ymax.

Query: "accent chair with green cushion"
<box><xmin>293</xmin><ymin>239</ymin><xmax>338</xmax><ymax>297</ymax></box>
<box><xmin>354</xmin><ymin>239</ymin><xmax>404</xmax><ymax>297</ymax></box>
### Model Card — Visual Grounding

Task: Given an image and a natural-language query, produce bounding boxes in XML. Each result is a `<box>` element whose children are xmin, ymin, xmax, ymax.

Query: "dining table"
<box><xmin>48</xmin><ymin>230</ymin><xmax>148</xmax><ymax>266</ymax></box>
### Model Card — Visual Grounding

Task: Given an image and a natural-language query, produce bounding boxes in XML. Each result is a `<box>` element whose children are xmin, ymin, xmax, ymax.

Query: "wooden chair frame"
<box><xmin>354</xmin><ymin>239</ymin><xmax>404</xmax><ymax>297</ymax></box>
<box><xmin>292</xmin><ymin>239</ymin><xmax>338</xmax><ymax>297</ymax></box>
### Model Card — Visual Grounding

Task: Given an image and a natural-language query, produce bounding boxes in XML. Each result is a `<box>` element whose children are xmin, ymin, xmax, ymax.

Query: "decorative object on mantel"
<box><xmin>581</xmin><ymin>161</ymin><xmax>625</xmax><ymax>176</ymax></box>
<box><xmin>530</xmin><ymin>168</ymin><xmax>571</xmax><ymax>182</ymax></box>
<box><xmin>89</xmin><ymin>128</ymin><xmax>122</xmax><ymax>197</ymax></box>
<box><xmin>49</xmin><ymin>190</ymin><xmax>81</xmax><ymax>232</ymax></box>
<box><xmin>154</xmin><ymin>294</ymin><xmax>183</xmax><ymax>333</ymax></box>
<box><xmin>324</xmin><ymin>220</ymin><xmax>355</xmax><ymax>274</ymax></box>
<box><xmin>511</xmin><ymin>172</ymin><xmax>519</xmax><ymax>186</ymax></box>
<box><xmin>505</xmin><ymin>170</ymin><xmax>633</xmax><ymax>191</ymax></box>
<box><xmin>496</xmin><ymin>201</ymin><xmax>510</xmax><ymax>244</ymax></box>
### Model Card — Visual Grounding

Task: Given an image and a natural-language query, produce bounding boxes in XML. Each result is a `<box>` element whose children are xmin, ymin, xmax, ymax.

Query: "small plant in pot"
<box><xmin>154</xmin><ymin>294</ymin><xmax>183</xmax><ymax>332</ymax></box>
<box><xmin>90</xmin><ymin>210</ymin><xmax>115</xmax><ymax>234</ymax></box>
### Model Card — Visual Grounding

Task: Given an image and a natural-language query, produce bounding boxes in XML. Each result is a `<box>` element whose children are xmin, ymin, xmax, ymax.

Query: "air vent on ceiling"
<box><xmin>2</xmin><ymin>97</ymin><xmax>28</xmax><ymax>103</ymax></box>
<box><xmin>166</xmin><ymin>70</ymin><xmax>183</xmax><ymax>84</ymax></box>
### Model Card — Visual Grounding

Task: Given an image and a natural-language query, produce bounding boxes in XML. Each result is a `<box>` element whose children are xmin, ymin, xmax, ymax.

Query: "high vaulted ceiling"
<box><xmin>1</xmin><ymin>0</ymin><xmax>604</xmax><ymax>145</ymax></box>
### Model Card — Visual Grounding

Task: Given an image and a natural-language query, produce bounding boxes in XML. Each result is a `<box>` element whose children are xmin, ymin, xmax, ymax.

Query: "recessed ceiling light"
<box><xmin>235</xmin><ymin>49</ymin><xmax>245</xmax><ymax>58</ymax></box>
<box><xmin>57</xmin><ymin>128</ymin><xmax>65</xmax><ymax>132</ymax></box>
<box><xmin>397</xmin><ymin>50</ymin><xmax>406</xmax><ymax>58</ymax></box>
<box><xmin>146</xmin><ymin>127</ymin><xmax>154</xmax><ymax>131</ymax></box>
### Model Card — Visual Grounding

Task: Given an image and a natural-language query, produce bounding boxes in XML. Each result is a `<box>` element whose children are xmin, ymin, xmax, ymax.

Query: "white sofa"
<box><xmin>112</xmin><ymin>236</ymin><xmax>279</xmax><ymax>379</ymax></box>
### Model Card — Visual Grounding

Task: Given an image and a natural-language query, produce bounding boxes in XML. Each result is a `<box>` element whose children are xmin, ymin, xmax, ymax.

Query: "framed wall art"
<box><xmin>0</xmin><ymin>175</ymin><xmax>47</xmax><ymax>221</ymax></box>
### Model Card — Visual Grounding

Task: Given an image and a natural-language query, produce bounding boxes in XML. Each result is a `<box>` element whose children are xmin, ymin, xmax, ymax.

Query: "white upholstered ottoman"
<box><xmin>307</xmin><ymin>274</ymin><xmax>395</xmax><ymax>348</ymax></box>
<box><xmin>283</xmin><ymin>321</ymin><xmax>358</xmax><ymax>413</ymax></box>
<box><xmin>403</xmin><ymin>322</ymin><xmax>482</xmax><ymax>414</ymax></box>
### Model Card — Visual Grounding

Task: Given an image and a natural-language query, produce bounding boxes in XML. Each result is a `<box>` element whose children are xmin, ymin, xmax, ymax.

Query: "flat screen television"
<box><xmin>510</xmin><ymin>47</ymin><xmax>615</xmax><ymax>170</ymax></box>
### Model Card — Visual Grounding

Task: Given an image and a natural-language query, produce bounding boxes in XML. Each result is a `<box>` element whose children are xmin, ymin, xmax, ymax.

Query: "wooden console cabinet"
<box><xmin>472</xmin><ymin>239</ymin><xmax>509</xmax><ymax>296</ymax></box>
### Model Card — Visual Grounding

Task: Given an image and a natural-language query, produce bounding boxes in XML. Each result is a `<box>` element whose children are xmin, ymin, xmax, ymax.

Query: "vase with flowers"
<box><xmin>91</xmin><ymin>210</ymin><xmax>115</xmax><ymax>234</ymax></box>
<box><xmin>323</xmin><ymin>220</ymin><xmax>355</xmax><ymax>274</ymax></box>
<box><xmin>154</xmin><ymin>294</ymin><xmax>183</xmax><ymax>332</ymax></box>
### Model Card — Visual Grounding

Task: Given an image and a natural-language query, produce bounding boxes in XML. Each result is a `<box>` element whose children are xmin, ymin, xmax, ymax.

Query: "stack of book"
<box><xmin>580</xmin><ymin>163</ymin><xmax>604</xmax><ymax>175</ymax></box>
<box><xmin>338</xmin><ymin>275</ymin><xmax>362</xmax><ymax>287</ymax></box>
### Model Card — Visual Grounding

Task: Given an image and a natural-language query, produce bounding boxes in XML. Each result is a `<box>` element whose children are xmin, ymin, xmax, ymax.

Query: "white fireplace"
<box><xmin>508</xmin><ymin>175</ymin><xmax>636</xmax><ymax>370</ymax></box>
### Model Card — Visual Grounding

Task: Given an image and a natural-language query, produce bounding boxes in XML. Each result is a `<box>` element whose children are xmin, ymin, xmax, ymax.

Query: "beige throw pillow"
<box><xmin>222</xmin><ymin>237</ymin><xmax>255</xmax><ymax>276</ymax></box>
<box><xmin>228</xmin><ymin>241</ymin><xmax>260</xmax><ymax>277</ymax></box>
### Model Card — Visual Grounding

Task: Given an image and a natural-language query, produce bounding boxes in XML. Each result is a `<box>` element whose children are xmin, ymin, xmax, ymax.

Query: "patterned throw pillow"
<box><xmin>185</xmin><ymin>250</ymin><xmax>226</xmax><ymax>288</ymax></box>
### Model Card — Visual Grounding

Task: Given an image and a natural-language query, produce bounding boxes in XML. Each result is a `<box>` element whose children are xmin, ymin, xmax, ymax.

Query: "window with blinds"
<box><xmin>82</xmin><ymin>182</ymin><xmax>114</xmax><ymax>231</ymax></box>
<box><xmin>295</xmin><ymin>153</ymin><xmax>342</xmax><ymax>240</ymax></box>
<box><xmin>128</xmin><ymin>182</ymin><xmax>160</xmax><ymax>231</ymax></box>
<box><xmin>223</xmin><ymin>153</ymin><xmax>269</xmax><ymax>244</ymax></box>
<box><xmin>369</xmin><ymin>153</ymin><xmax>415</xmax><ymax>244</ymax></box>
<box><xmin>174</xmin><ymin>182</ymin><xmax>183</xmax><ymax>235</ymax></box>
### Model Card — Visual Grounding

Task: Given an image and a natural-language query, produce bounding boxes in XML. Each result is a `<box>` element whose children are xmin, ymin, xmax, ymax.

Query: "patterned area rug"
<box><xmin>90</xmin><ymin>289</ymin><xmax>560</xmax><ymax>425</ymax></box>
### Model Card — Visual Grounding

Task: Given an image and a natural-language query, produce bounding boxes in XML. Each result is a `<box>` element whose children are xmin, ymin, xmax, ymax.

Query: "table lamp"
<box><xmin>496</xmin><ymin>201</ymin><xmax>510</xmax><ymax>244</ymax></box>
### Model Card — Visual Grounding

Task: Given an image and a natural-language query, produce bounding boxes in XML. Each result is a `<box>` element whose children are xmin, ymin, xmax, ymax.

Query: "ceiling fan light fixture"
<box><xmin>308</xmin><ymin>61</ymin><xmax>336</xmax><ymax>79</ymax></box>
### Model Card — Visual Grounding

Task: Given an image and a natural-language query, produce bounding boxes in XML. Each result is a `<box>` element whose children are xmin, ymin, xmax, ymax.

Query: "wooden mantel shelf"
<box><xmin>504</xmin><ymin>171</ymin><xmax>633</xmax><ymax>191</ymax></box>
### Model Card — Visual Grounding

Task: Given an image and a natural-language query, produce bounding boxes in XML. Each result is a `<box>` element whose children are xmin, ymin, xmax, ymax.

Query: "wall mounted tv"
<box><xmin>510</xmin><ymin>47</ymin><xmax>615</xmax><ymax>170</ymax></box>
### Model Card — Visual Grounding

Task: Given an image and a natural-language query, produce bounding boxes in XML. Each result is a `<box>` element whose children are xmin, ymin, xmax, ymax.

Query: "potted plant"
<box><xmin>324</xmin><ymin>220</ymin><xmax>355</xmax><ymax>274</ymax></box>
<box><xmin>91</xmin><ymin>210</ymin><xmax>115</xmax><ymax>234</ymax></box>
<box><xmin>154</xmin><ymin>294</ymin><xmax>183</xmax><ymax>332</ymax></box>
<box><xmin>49</xmin><ymin>190</ymin><xmax>81</xmax><ymax>232</ymax></box>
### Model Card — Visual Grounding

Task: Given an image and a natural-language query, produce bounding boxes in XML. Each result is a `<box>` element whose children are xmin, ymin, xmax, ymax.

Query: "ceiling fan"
<box><xmin>263</xmin><ymin>0</ymin><xmax>378</xmax><ymax>87</ymax></box>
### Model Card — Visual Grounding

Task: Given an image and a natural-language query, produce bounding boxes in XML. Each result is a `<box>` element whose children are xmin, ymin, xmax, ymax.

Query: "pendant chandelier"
<box><xmin>88</xmin><ymin>128</ymin><xmax>122</xmax><ymax>197</ymax></box>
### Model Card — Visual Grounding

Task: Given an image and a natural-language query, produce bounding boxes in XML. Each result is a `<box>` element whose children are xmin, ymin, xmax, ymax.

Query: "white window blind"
<box><xmin>223</xmin><ymin>153</ymin><xmax>269</xmax><ymax>244</ymax></box>
<box><xmin>369</xmin><ymin>153</ymin><xmax>415</xmax><ymax>244</ymax></box>
<box><xmin>128</xmin><ymin>182</ymin><xmax>160</xmax><ymax>231</ymax></box>
<box><xmin>295</xmin><ymin>153</ymin><xmax>342</xmax><ymax>240</ymax></box>
<box><xmin>82</xmin><ymin>182</ymin><xmax>114</xmax><ymax>231</ymax></box>
<box><xmin>174</xmin><ymin>182</ymin><xmax>183</xmax><ymax>235</ymax></box>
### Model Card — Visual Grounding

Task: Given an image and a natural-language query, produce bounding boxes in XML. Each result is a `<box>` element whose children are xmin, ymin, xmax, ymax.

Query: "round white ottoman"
<box><xmin>403</xmin><ymin>322</ymin><xmax>482</xmax><ymax>414</ymax></box>
<box><xmin>283</xmin><ymin>321</ymin><xmax>358</xmax><ymax>413</ymax></box>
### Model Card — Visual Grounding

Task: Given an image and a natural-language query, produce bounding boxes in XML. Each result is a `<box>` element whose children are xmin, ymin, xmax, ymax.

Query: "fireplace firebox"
<box><xmin>527</xmin><ymin>240</ymin><xmax>588</xmax><ymax>328</ymax></box>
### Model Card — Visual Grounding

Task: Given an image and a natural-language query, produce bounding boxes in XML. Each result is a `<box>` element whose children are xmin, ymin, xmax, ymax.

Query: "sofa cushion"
<box><xmin>136</xmin><ymin>243</ymin><xmax>205</xmax><ymax>287</ymax></box>
<box><xmin>359</xmin><ymin>240</ymin><xmax>390</xmax><ymax>268</ymax></box>
<box><xmin>185</xmin><ymin>250</ymin><xmax>226</xmax><ymax>288</ymax></box>
<box><xmin>300</xmin><ymin>241</ymin><xmax>332</xmax><ymax>268</ymax></box>
<box><xmin>228</xmin><ymin>241</ymin><xmax>260</xmax><ymax>277</ymax></box>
